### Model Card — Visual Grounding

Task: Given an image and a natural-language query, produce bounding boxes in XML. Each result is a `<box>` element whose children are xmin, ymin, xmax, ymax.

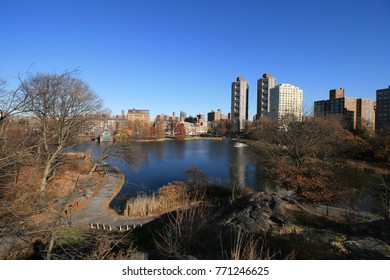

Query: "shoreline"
<box><xmin>130</xmin><ymin>136</ymin><xmax>226</xmax><ymax>142</ymax></box>
<box><xmin>79</xmin><ymin>135</ymin><xmax>228</xmax><ymax>143</ymax></box>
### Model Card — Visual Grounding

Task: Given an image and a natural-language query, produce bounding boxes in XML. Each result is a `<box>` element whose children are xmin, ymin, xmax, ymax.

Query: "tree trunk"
<box><xmin>45</xmin><ymin>233</ymin><xmax>55</xmax><ymax>260</ymax></box>
<box><xmin>40</xmin><ymin>146</ymin><xmax>62</xmax><ymax>192</ymax></box>
<box><xmin>89</xmin><ymin>162</ymin><xmax>99</xmax><ymax>176</ymax></box>
<box><xmin>40</xmin><ymin>162</ymin><xmax>52</xmax><ymax>192</ymax></box>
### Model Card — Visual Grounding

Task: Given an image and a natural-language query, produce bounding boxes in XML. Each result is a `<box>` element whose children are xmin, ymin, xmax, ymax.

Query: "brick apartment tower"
<box><xmin>314</xmin><ymin>88</ymin><xmax>375</xmax><ymax>130</ymax></box>
<box><xmin>376</xmin><ymin>86</ymin><xmax>390</xmax><ymax>130</ymax></box>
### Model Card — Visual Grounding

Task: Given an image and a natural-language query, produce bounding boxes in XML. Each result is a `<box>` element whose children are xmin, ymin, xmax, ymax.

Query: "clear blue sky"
<box><xmin>1</xmin><ymin>0</ymin><xmax>389</xmax><ymax>119</ymax></box>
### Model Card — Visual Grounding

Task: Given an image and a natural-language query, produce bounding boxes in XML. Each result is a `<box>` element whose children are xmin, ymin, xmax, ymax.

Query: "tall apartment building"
<box><xmin>180</xmin><ymin>110</ymin><xmax>187</xmax><ymax>122</ymax></box>
<box><xmin>314</xmin><ymin>88</ymin><xmax>375</xmax><ymax>130</ymax></box>
<box><xmin>314</xmin><ymin>88</ymin><xmax>356</xmax><ymax>128</ymax></box>
<box><xmin>357</xmin><ymin>98</ymin><xmax>375</xmax><ymax>130</ymax></box>
<box><xmin>256</xmin><ymin>73</ymin><xmax>277</xmax><ymax>119</ymax></box>
<box><xmin>127</xmin><ymin>108</ymin><xmax>150</xmax><ymax>123</ymax></box>
<box><xmin>269</xmin><ymin>84</ymin><xmax>303</xmax><ymax>128</ymax></box>
<box><xmin>231</xmin><ymin>76</ymin><xmax>249</xmax><ymax>132</ymax></box>
<box><xmin>376</xmin><ymin>86</ymin><xmax>390</xmax><ymax>130</ymax></box>
<box><xmin>329</xmin><ymin>87</ymin><xmax>345</xmax><ymax>99</ymax></box>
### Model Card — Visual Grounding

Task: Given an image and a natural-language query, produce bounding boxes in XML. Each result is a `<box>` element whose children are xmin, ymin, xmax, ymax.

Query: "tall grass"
<box><xmin>154</xmin><ymin>203</ymin><xmax>212</xmax><ymax>257</ymax></box>
<box><xmin>125</xmin><ymin>182</ymin><xmax>190</xmax><ymax>217</ymax></box>
<box><xmin>229</xmin><ymin>228</ymin><xmax>275</xmax><ymax>260</ymax></box>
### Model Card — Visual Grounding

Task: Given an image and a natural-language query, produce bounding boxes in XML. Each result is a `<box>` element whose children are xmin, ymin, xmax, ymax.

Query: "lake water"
<box><xmin>72</xmin><ymin>140</ymin><xmax>266</xmax><ymax>208</ymax></box>
<box><xmin>72</xmin><ymin>140</ymin><xmax>386</xmax><ymax>215</ymax></box>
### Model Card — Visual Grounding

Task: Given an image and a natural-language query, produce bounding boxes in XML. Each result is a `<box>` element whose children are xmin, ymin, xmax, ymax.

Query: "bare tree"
<box><xmin>0</xmin><ymin>75</ymin><xmax>38</xmax><ymax>183</ymax></box>
<box><xmin>248</xmin><ymin>116</ymin><xmax>278</xmax><ymax>142</ymax></box>
<box><xmin>21</xmin><ymin>71</ymin><xmax>104</xmax><ymax>192</ymax></box>
<box><xmin>248</xmin><ymin>116</ymin><xmax>362</xmax><ymax>205</ymax></box>
<box><xmin>88</xmin><ymin>143</ymin><xmax>117</xmax><ymax>176</ymax></box>
<box><xmin>277</xmin><ymin>116</ymin><xmax>356</xmax><ymax>167</ymax></box>
<box><xmin>0</xmin><ymin>77</ymin><xmax>31</xmax><ymax>123</ymax></box>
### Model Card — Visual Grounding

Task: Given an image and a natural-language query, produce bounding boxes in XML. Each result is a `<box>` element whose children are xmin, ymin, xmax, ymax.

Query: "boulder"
<box><xmin>343</xmin><ymin>237</ymin><xmax>390</xmax><ymax>259</ymax></box>
<box><xmin>220</xmin><ymin>192</ymin><xmax>304</xmax><ymax>232</ymax></box>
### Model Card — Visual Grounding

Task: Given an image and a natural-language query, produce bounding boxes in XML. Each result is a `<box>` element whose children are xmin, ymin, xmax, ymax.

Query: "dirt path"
<box><xmin>71</xmin><ymin>163</ymin><xmax>158</xmax><ymax>229</ymax></box>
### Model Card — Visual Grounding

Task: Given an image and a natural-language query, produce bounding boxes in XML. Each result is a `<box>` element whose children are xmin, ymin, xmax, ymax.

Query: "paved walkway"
<box><xmin>311</xmin><ymin>204</ymin><xmax>380</xmax><ymax>222</ymax></box>
<box><xmin>72</xmin><ymin>164</ymin><xmax>158</xmax><ymax>229</ymax></box>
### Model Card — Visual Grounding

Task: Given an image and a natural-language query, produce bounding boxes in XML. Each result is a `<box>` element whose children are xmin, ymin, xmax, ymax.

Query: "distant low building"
<box><xmin>100</xmin><ymin>130</ymin><xmax>112</xmax><ymax>142</ymax></box>
<box><xmin>184</xmin><ymin>116</ymin><xmax>198</xmax><ymax>124</ymax></box>
<box><xmin>207</xmin><ymin>109</ymin><xmax>228</xmax><ymax>122</ymax></box>
<box><xmin>127</xmin><ymin>108</ymin><xmax>150</xmax><ymax>123</ymax></box>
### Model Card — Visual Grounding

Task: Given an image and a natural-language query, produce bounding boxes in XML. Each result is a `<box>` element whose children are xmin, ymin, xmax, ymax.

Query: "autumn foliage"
<box><xmin>271</xmin><ymin>158</ymin><xmax>352</xmax><ymax>205</ymax></box>
<box><xmin>174</xmin><ymin>123</ymin><xmax>186</xmax><ymax>140</ymax></box>
<box><xmin>249</xmin><ymin>116</ymin><xmax>362</xmax><ymax>206</ymax></box>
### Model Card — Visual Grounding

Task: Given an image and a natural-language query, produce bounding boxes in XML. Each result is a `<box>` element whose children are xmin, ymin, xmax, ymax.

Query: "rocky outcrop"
<box><xmin>343</xmin><ymin>237</ymin><xmax>390</xmax><ymax>259</ymax></box>
<box><xmin>220</xmin><ymin>192</ymin><xmax>307</xmax><ymax>232</ymax></box>
<box><xmin>216</xmin><ymin>192</ymin><xmax>390</xmax><ymax>259</ymax></box>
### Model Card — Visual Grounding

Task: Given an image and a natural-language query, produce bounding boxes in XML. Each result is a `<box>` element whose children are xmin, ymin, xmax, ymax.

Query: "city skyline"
<box><xmin>1</xmin><ymin>0</ymin><xmax>389</xmax><ymax>119</ymax></box>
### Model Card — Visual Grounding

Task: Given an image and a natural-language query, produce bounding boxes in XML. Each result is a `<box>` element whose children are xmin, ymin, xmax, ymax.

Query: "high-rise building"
<box><xmin>314</xmin><ymin>88</ymin><xmax>375</xmax><ymax>130</ymax></box>
<box><xmin>231</xmin><ymin>76</ymin><xmax>249</xmax><ymax>132</ymax></box>
<box><xmin>180</xmin><ymin>110</ymin><xmax>187</xmax><ymax>122</ymax></box>
<box><xmin>270</xmin><ymin>84</ymin><xmax>303</xmax><ymax>128</ymax></box>
<box><xmin>357</xmin><ymin>98</ymin><xmax>375</xmax><ymax>130</ymax></box>
<box><xmin>314</xmin><ymin>88</ymin><xmax>356</xmax><ymax>128</ymax></box>
<box><xmin>256</xmin><ymin>73</ymin><xmax>277</xmax><ymax>119</ymax></box>
<box><xmin>376</xmin><ymin>86</ymin><xmax>390</xmax><ymax>130</ymax></box>
<box><xmin>329</xmin><ymin>88</ymin><xmax>345</xmax><ymax>99</ymax></box>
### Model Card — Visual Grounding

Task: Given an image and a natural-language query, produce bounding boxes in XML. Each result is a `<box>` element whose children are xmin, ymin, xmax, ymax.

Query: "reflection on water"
<box><xmin>230</xmin><ymin>145</ymin><xmax>249</xmax><ymax>189</ymax></box>
<box><xmin>71</xmin><ymin>140</ymin><xmax>386</xmax><ymax>214</ymax></box>
<box><xmin>72</xmin><ymin>140</ymin><xmax>260</xmax><ymax>208</ymax></box>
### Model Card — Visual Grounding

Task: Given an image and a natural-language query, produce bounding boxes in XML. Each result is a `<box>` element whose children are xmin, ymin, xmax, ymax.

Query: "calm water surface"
<box><xmin>72</xmin><ymin>140</ymin><xmax>385</xmax><ymax>214</ymax></box>
<box><xmin>72</xmin><ymin>140</ymin><xmax>266</xmax><ymax>208</ymax></box>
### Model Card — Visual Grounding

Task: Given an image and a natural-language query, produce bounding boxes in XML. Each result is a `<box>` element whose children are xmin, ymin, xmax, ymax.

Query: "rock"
<box><xmin>220</xmin><ymin>192</ymin><xmax>305</xmax><ymax>232</ymax></box>
<box><xmin>272</xmin><ymin>197</ymin><xmax>287</xmax><ymax>216</ymax></box>
<box><xmin>343</xmin><ymin>237</ymin><xmax>390</xmax><ymax>259</ymax></box>
<box><xmin>149</xmin><ymin>191</ymin><xmax>389</xmax><ymax>260</ymax></box>
<box><xmin>128</xmin><ymin>251</ymin><xmax>149</xmax><ymax>260</ymax></box>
